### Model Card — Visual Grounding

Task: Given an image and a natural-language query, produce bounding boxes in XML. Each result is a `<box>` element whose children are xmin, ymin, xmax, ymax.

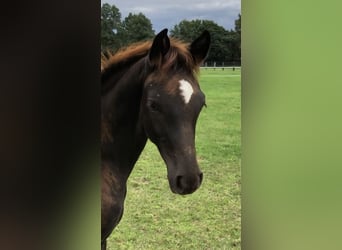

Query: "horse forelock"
<box><xmin>159</xmin><ymin>38</ymin><xmax>199</xmax><ymax>75</ymax></box>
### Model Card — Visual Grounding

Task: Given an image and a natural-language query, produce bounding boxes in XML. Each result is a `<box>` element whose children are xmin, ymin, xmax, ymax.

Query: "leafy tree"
<box><xmin>101</xmin><ymin>3</ymin><xmax>122</xmax><ymax>51</ymax></box>
<box><xmin>171</xmin><ymin>20</ymin><xmax>232</xmax><ymax>63</ymax></box>
<box><xmin>235</xmin><ymin>14</ymin><xmax>241</xmax><ymax>35</ymax></box>
<box><xmin>118</xmin><ymin>13</ymin><xmax>155</xmax><ymax>46</ymax></box>
<box><xmin>232</xmin><ymin>14</ymin><xmax>241</xmax><ymax>62</ymax></box>
<box><xmin>100</xmin><ymin>4</ymin><xmax>241</xmax><ymax>65</ymax></box>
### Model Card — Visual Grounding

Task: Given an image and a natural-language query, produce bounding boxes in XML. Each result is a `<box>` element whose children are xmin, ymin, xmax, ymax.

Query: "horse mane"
<box><xmin>101</xmin><ymin>38</ymin><xmax>199</xmax><ymax>78</ymax></box>
<box><xmin>101</xmin><ymin>41</ymin><xmax>151</xmax><ymax>73</ymax></box>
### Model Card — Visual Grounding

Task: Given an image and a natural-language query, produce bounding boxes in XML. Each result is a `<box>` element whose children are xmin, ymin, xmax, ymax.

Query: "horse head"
<box><xmin>140</xmin><ymin>29</ymin><xmax>210</xmax><ymax>194</ymax></box>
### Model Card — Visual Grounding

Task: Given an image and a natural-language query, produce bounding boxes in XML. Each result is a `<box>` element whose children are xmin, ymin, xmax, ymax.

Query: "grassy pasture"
<box><xmin>108</xmin><ymin>68</ymin><xmax>241</xmax><ymax>249</ymax></box>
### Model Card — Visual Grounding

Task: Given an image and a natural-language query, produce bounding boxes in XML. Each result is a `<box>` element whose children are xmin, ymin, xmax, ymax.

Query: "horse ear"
<box><xmin>149</xmin><ymin>28</ymin><xmax>170</xmax><ymax>66</ymax></box>
<box><xmin>190</xmin><ymin>30</ymin><xmax>211</xmax><ymax>65</ymax></box>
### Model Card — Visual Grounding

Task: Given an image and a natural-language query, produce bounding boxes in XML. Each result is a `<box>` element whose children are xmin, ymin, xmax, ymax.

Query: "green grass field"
<box><xmin>108</xmin><ymin>68</ymin><xmax>241</xmax><ymax>249</ymax></box>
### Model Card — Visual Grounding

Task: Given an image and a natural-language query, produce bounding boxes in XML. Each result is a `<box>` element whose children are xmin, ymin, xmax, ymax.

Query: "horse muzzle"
<box><xmin>157</xmin><ymin>143</ymin><xmax>203</xmax><ymax>195</ymax></box>
<box><xmin>168</xmin><ymin>171</ymin><xmax>203</xmax><ymax>195</ymax></box>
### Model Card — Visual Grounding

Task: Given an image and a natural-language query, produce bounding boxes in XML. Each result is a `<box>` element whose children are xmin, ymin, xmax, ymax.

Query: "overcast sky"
<box><xmin>101</xmin><ymin>0</ymin><xmax>241</xmax><ymax>33</ymax></box>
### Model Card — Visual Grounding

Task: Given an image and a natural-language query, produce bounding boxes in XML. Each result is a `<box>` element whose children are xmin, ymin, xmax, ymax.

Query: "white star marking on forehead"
<box><xmin>178</xmin><ymin>79</ymin><xmax>194</xmax><ymax>104</ymax></box>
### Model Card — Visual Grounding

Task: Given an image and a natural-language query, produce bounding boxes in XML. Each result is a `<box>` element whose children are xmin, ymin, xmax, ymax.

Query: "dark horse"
<box><xmin>101</xmin><ymin>29</ymin><xmax>210</xmax><ymax>249</ymax></box>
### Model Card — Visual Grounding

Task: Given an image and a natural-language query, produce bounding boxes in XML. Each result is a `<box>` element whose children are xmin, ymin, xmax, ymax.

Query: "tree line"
<box><xmin>101</xmin><ymin>3</ymin><xmax>241</xmax><ymax>64</ymax></box>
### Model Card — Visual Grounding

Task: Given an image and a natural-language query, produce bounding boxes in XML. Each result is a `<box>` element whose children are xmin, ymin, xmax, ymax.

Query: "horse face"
<box><xmin>140</xmin><ymin>28</ymin><xmax>210</xmax><ymax>195</ymax></box>
<box><xmin>141</xmin><ymin>73</ymin><xmax>206</xmax><ymax>194</ymax></box>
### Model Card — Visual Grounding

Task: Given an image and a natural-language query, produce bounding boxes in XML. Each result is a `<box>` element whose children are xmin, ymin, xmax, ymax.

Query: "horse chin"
<box><xmin>168</xmin><ymin>182</ymin><xmax>188</xmax><ymax>195</ymax></box>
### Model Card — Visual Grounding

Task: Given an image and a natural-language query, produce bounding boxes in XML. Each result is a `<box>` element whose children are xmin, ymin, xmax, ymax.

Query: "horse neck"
<box><xmin>101</xmin><ymin>58</ymin><xmax>148</xmax><ymax>179</ymax></box>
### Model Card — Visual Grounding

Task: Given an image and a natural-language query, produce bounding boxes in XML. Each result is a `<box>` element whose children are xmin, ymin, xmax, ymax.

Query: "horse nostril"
<box><xmin>199</xmin><ymin>172</ymin><xmax>203</xmax><ymax>184</ymax></box>
<box><xmin>176</xmin><ymin>175</ymin><xmax>183</xmax><ymax>190</ymax></box>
